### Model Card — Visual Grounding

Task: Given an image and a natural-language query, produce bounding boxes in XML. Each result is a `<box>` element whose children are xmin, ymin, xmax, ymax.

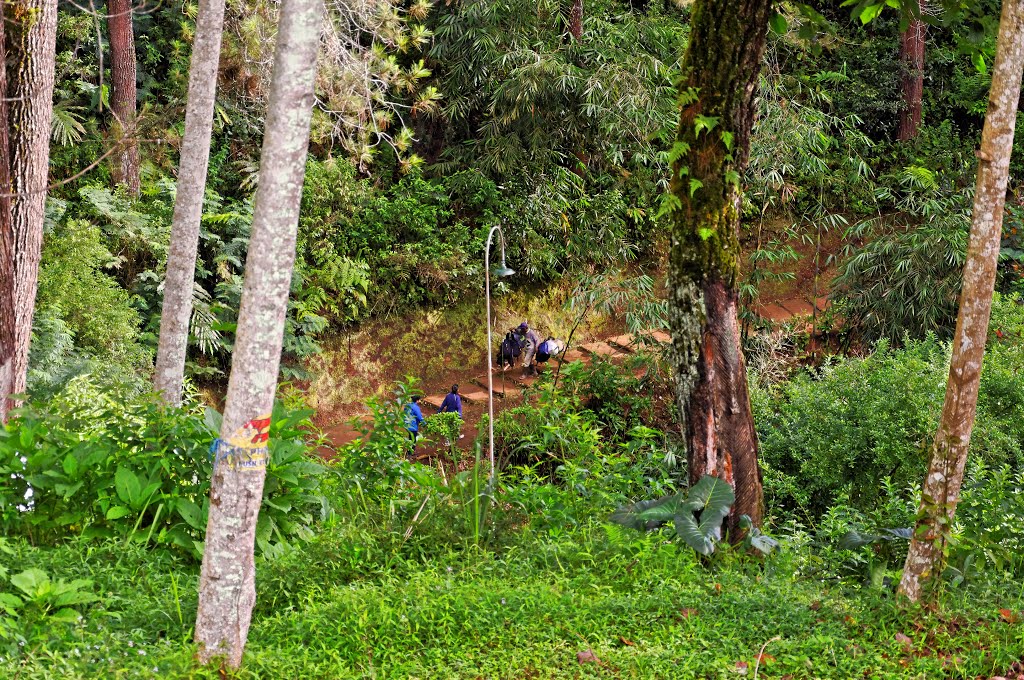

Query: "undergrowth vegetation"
<box><xmin>16</xmin><ymin>0</ymin><xmax>1024</xmax><ymax>676</ymax></box>
<box><xmin>4</xmin><ymin>298</ymin><xmax>1024</xmax><ymax>675</ymax></box>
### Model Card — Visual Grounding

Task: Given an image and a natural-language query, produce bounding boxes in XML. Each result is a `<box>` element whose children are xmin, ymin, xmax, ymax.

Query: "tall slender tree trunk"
<box><xmin>898</xmin><ymin>0</ymin><xmax>926</xmax><ymax>141</ymax></box>
<box><xmin>898</xmin><ymin>0</ymin><xmax>1024</xmax><ymax>603</ymax></box>
<box><xmin>666</xmin><ymin>0</ymin><xmax>771</xmax><ymax>531</ymax></box>
<box><xmin>108</xmin><ymin>0</ymin><xmax>141</xmax><ymax>196</ymax></box>
<box><xmin>0</xmin><ymin>4</ymin><xmax>17</xmax><ymax>420</ymax></box>
<box><xmin>153</xmin><ymin>0</ymin><xmax>227</xmax><ymax>406</ymax></box>
<box><xmin>194</xmin><ymin>0</ymin><xmax>322</xmax><ymax>666</ymax></box>
<box><xmin>7</xmin><ymin>0</ymin><xmax>58</xmax><ymax>399</ymax></box>
<box><xmin>569</xmin><ymin>0</ymin><xmax>583</xmax><ymax>39</ymax></box>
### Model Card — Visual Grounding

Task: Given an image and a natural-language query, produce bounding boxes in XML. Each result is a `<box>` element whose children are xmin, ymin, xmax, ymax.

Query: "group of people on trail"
<box><xmin>403</xmin><ymin>321</ymin><xmax>565</xmax><ymax>456</ymax></box>
<box><xmin>500</xmin><ymin>321</ymin><xmax>565</xmax><ymax>378</ymax></box>
<box><xmin>405</xmin><ymin>384</ymin><xmax>463</xmax><ymax>455</ymax></box>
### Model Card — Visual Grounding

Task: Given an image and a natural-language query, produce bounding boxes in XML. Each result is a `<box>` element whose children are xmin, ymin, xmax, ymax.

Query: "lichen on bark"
<box><xmin>898</xmin><ymin>0</ymin><xmax>1024</xmax><ymax>602</ymax></box>
<box><xmin>665</xmin><ymin>0</ymin><xmax>772</xmax><ymax>530</ymax></box>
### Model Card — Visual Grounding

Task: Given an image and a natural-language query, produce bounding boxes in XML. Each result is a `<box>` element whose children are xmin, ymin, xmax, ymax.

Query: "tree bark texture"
<box><xmin>569</xmin><ymin>0</ymin><xmax>583</xmax><ymax>39</ymax></box>
<box><xmin>666</xmin><ymin>0</ymin><xmax>771</xmax><ymax>531</ymax></box>
<box><xmin>108</xmin><ymin>0</ymin><xmax>141</xmax><ymax>196</ymax></box>
<box><xmin>153</xmin><ymin>0</ymin><xmax>227</xmax><ymax>406</ymax></box>
<box><xmin>898</xmin><ymin>0</ymin><xmax>926</xmax><ymax>141</ymax></box>
<box><xmin>7</xmin><ymin>0</ymin><xmax>58</xmax><ymax>399</ymax></box>
<box><xmin>0</xmin><ymin>5</ymin><xmax>17</xmax><ymax>420</ymax></box>
<box><xmin>897</xmin><ymin>0</ymin><xmax>1024</xmax><ymax>603</ymax></box>
<box><xmin>193</xmin><ymin>0</ymin><xmax>322</xmax><ymax>666</ymax></box>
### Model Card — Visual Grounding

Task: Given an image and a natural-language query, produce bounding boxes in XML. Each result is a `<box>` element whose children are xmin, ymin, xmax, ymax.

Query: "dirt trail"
<box><xmin>319</xmin><ymin>331</ymin><xmax>667</xmax><ymax>456</ymax></box>
<box><xmin>315</xmin><ymin>279</ymin><xmax>830</xmax><ymax>461</ymax></box>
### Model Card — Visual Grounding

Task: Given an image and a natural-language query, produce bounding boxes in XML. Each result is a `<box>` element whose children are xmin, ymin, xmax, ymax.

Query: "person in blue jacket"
<box><xmin>438</xmin><ymin>384</ymin><xmax>463</xmax><ymax>418</ymax></box>
<box><xmin>405</xmin><ymin>394</ymin><xmax>425</xmax><ymax>454</ymax></box>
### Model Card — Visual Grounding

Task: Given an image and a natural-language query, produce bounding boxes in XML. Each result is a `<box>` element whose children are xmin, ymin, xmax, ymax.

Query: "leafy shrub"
<box><xmin>30</xmin><ymin>209</ymin><xmax>152</xmax><ymax>395</ymax></box>
<box><xmin>36</xmin><ymin>218</ymin><xmax>148</xmax><ymax>363</ymax></box>
<box><xmin>0</xmin><ymin>563</ymin><xmax>99</xmax><ymax>645</ymax></box>
<box><xmin>299</xmin><ymin>162</ymin><xmax>486</xmax><ymax>311</ymax></box>
<box><xmin>0</xmin><ymin>378</ymin><xmax>328</xmax><ymax>559</ymax></box>
<box><xmin>557</xmin><ymin>355</ymin><xmax>658</xmax><ymax>442</ymax></box>
<box><xmin>755</xmin><ymin>297</ymin><xmax>1024</xmax><ymax>520</ymax></box>
<box><xmin>954</xmin><ymin>463</ymin><xmax>1024</xmax><ymax>581</ymax></box>
<box><xmin>754</xmin><ymin>338</ymin><xmax>946</xmax><ymax>518</ymax></box>
<box><xmin>422</xmin><ymin>411</ymin><xmax>464</xmax><ymax>465</ymax></box>
<box><xmin>492</xmin><ymin>384</ymin><xmax>603</xmax><ymax>476</ymax></box>
<box><xmin>332</xmin><ymin>379</ymin><xmax>425</xmax><ymax>497</ymax></box>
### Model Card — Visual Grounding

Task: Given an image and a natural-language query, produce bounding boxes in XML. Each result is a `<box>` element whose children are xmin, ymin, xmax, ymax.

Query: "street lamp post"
<box><xmin>484</xmin><ymin>225</ymin><xmax>514</xmax><ymax>485</ymax></box>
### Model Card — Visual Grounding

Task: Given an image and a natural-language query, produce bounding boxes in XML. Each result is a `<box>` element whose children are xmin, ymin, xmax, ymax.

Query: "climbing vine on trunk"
<box><xmin>664</xmin><ymin>0</ymin><xmax>773</xmax><ymax>532</ymax></box>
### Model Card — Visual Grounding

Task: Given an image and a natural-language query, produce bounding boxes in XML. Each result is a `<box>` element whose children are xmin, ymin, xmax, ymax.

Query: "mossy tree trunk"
<box><xmin>666</xmin><ymin>0</ymin><xmax>773</xmax><ymax>531</ymax></box>
<box><xmin>897</xmin><ymin>0</ymin><xmax>1024</xmax><ymax>603</ymax></box>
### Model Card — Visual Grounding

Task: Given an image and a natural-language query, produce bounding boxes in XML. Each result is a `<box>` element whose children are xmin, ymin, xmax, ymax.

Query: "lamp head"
<box><xmin>492</xmin><ymin>262</ymin><xmax>515</xmax><ymax>277</ymax></box>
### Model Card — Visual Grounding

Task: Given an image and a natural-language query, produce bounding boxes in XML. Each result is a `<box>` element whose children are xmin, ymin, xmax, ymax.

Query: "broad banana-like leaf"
<box><xmin>749</xmin><ymin>533</ymin><xmax>780</xmax><ymax>554</ymax></box>
<box><xmin>689</xmin><ymin>475</ymin><xmax>735</xmax><ymax>538</ymax></box>
<box><xmin>839</xmin><ymin>529</ymin><xmax>882</xmax><ymax>550</ymax></box>
<box><xmin>609</xmin><ymin>492</ymin><xmax>687</xmax><ymax>531</ymax></box>
<box><xmin>839</xmin><ymin>527</ymin><xmax>911</xmax><ymax>550</ymax></box>
<box><xmin>673</xmin><ymin>511</ymin><xmax>715</xmax><ymax>555</ymax></box>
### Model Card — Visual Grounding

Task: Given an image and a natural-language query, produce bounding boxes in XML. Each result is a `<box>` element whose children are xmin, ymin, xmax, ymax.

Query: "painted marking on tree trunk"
<box><xmin>210</xmin><ymin>414</ymin><xmax>271</xmax><ymax>470</ymax></box>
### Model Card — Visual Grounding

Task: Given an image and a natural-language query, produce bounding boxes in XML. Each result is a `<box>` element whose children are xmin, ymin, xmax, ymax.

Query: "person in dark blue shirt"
<box><xmin>438</xmin><ymin>384</ymin><xmax>463</xmax><ymax>419</ymax></box>
<box><xmin>405</xmin><ymin>395</ymin><xmax>424</xmax><ymax>454</ymax></box>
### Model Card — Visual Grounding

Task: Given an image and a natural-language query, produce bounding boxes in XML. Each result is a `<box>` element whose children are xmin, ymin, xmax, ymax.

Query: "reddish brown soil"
<box><xmin>312</xmin><ymin>223</ymin><xmax>848</xmax><ymax>460</ymax></box>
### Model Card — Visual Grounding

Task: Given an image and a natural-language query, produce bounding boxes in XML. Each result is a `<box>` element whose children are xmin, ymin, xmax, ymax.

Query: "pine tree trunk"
<box><xmin>0</xmin><ymin>4</ymin><xmax>17</xmax><ymax>420</ymax></box>
<box><xmin>897</xmin><ymin>0</ymin><xmax>1024</xmax><ymax>603</ymax></box>
<box><xmin>666</xmin><ymin>0</ymin><xmax>771</xmax><ymax>531</ymax></box>
<box><xmin>898</xmin><ymin>0</ymin><xmax>926</xmax><ymax>141</ymax></box>
<box><xmin>108</xmin><ymin>0</ymin><xmax>141</xmax><ymax>196</ymax></box>
<box><xmin>193</xmin><ymin>0</ymin><xmax>322</xmax><ymax>666</ymax></box>
<box><xmin>7</xmin><ymin>0</ymin><xmax>58</xmax><ymax>399</ymax></box>
<box><xmin>153</xmin><ymin>0</ymin><xmax>227</xmax><ymax>406</ymax></box>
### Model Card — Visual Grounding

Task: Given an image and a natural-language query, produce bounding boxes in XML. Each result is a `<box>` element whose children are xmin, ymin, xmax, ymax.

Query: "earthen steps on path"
<box><xmin>324</xmin><ymin>331</ymin><xmax>674</xmax><ymax>450</ymax></box>
<box><xmin>471</xmin><ymin>371</ymin><xmax>529</xmax><ymax>393</ymax></box>
<box><xmin>757</xmin><ymin>296</ymin><xmax>830</xmax><ymax>322</ymax></box>
<box><xmin>425</xmin><ymin>389</ymin><xmax>490</xmax><ymax>407</ymax></box>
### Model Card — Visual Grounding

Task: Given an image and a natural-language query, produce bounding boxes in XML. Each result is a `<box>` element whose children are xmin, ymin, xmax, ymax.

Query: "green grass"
<box><xmin>4</xmin><ymin>522</ymin><xmax>1024</xmax><ymax>679</ymax></box>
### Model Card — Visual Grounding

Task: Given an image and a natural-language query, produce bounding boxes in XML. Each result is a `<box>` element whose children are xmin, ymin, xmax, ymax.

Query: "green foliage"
<box><xmin>6</xmin><ymin>512</ymin><xmax>1024</xmax><ymax>677</ymax></box>
<box><xmin>0</xmin><ymin>564</ymin><xmax>99</xmax><ymax>645</ymax></box>
<box><xmin>832</xmin><ymin>169</ymin><xmax>972</xmax><ymax>343</ymax></box>
<box><xmin>422</xmin><ymin>411</ymin><xmax>464</xmax><ymax>464</ymax></box>
<box><xmin>557</xmin><ymin>355</ymin><xmax>659</xmax><ymax>442</ymax></box>
<box><xmin>1001</xmin><ymin>201</ymin><xmax>1024</xmax><ymax>292</ymax></box>
<box><xmin>755</xmin><ymin>296</ymin><xmax>1024</xmax><ymax>521</ymax></box>
<box><xmin>0</xmin><ymin>379</ymin><xmax>328</xmax><ymax>560</ymax></box>
<box><xmin>36</xmin><ymin>216</ymin><xmax>150</xmax><ymax>368</ymax></box>
<box><xmin>611</xmin><ymin>475</ymin><xmax>737</xmax><ymax>556</ymax></box>
<box><xmin>492</xmin><ymin>383</ymin><xmax>603</xmax><ymax>475</ymax></box>
<box><xmin>334</xmin><ymin>378</ymin><xmax>425</xmax><ymax>495</ymax></box>
<box><xmin>953</xmin><ymin>464</ymin><xmax>1024</xmax><ymax>582</ymax></box>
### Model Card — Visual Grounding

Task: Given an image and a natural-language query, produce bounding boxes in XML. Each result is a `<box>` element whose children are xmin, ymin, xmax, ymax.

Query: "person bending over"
<box><xmin>517</xmin><ymin>322</ymin><xmax>541</xmax><ymax>377</ymax></box>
